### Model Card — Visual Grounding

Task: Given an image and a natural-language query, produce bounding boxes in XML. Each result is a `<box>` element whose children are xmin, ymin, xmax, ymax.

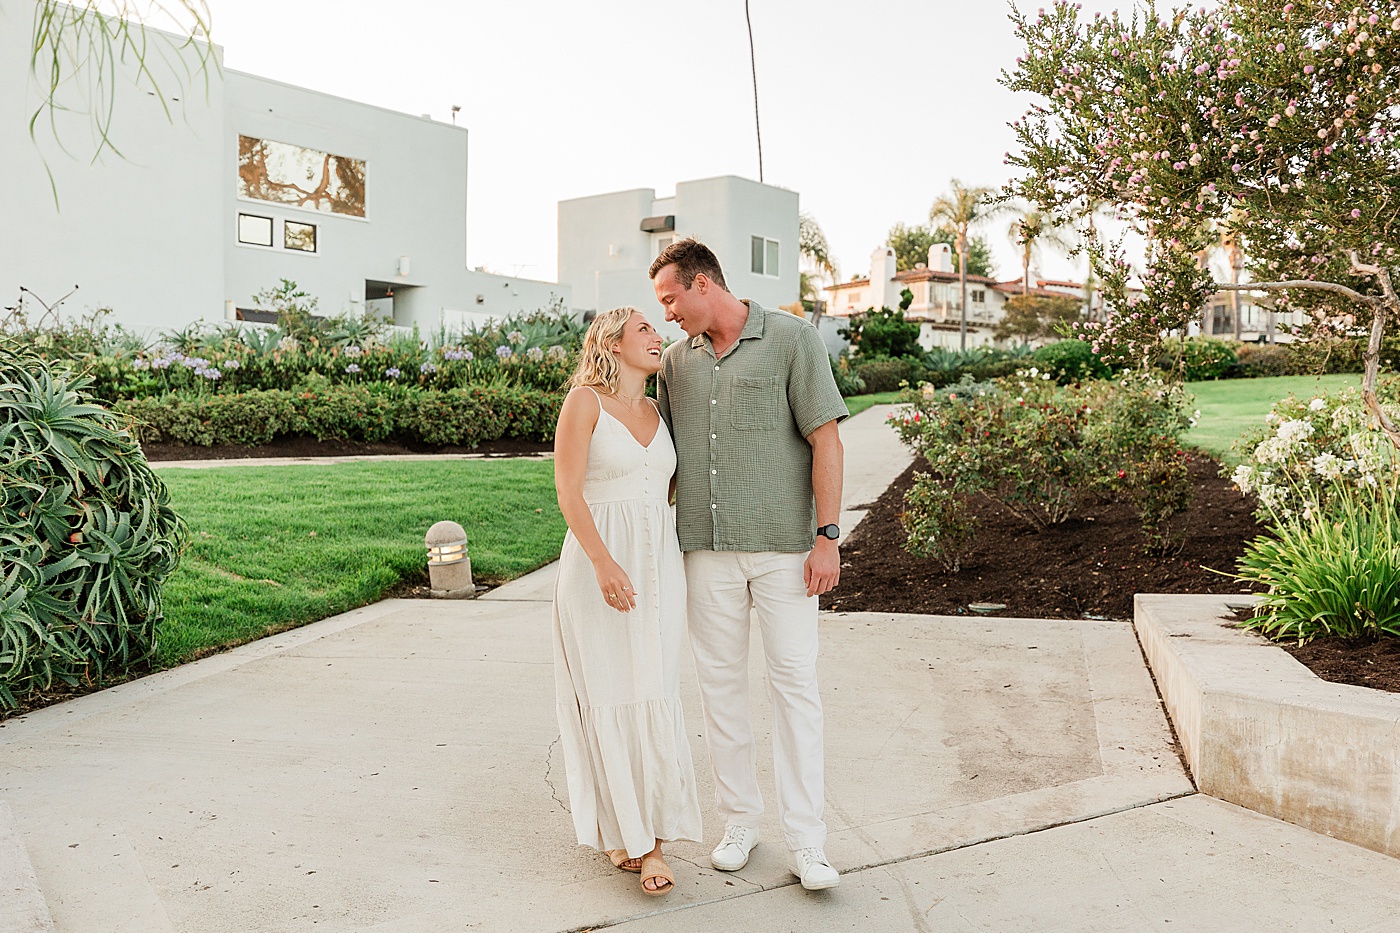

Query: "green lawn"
<box><xmin>155</xmin><ymin>459</ymin><xmax>565</xmax><ymax>666</ymax></box>
<box><xmin>844</xmin><ymin>391</ymin><xmax>905</xmax><ymax>418</ymax></box>
<box><xmin>1185</xmin><ymin>373</ymin><xmax>1361</xmax><ymax>463</ymax></box>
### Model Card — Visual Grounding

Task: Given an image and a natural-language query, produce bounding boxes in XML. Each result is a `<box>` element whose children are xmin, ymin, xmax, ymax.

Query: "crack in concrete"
<box><xmin>881</xmin><ymin>863</ymin><xmax>935</xmax><ymax>933</ymax></box>
<box><xmin>574</xmin><ymin>790</ymin><xmax>1198</xmax><ymax>931</ymax></box>
<box><xmin>544</xmin><ymin>736</ymin><xmax>569</xmax><ymax>813</ymax></box>
<box><xmin>667</xmin><ymin>852</ymin><xmax>764</xmax><ymax>891</ymax></box>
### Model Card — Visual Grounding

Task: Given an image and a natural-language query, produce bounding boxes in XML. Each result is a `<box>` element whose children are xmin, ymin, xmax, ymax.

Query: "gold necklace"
<box><xmin>611</xmin><ymin>391</ymin><xmax>648</xmax><ymax>414</ymax></box>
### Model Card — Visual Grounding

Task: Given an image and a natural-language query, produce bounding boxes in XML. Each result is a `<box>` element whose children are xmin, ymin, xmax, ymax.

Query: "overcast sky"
<box><xmin>203</xmin><ymin>0</ymin><xmax>1135</xmax><ymax>287</ymax></box>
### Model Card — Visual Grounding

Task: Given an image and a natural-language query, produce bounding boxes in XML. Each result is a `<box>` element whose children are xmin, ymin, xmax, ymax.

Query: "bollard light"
<box><xmin>425</xmin><ymin>520</ymin><xmax>476</xmax><ymax>598</ymax></box>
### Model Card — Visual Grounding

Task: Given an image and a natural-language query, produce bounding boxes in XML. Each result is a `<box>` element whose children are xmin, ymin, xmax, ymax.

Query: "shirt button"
<box><xmin>711</xmin><ymin>399</ymin><xmax>717</xmax><ymax>405</ymax></box>
<box><xmin>711</xmin><ymin>433</ymin><xmax>717</xmax><ymax>439</ymax></box>
<box><xmin>714</xmin><ymin>365</ymin><xmax>720</xmax><ymax>371</ymax></box>
<box><xmin>711</xmin><ymin>504</ymin><xmax>717</xmax><ymax>509</ymax></box>
<box><xmin>711</xmin><ymin>469</ymin><xmax>717</xmax><ymax>475</ymax></box>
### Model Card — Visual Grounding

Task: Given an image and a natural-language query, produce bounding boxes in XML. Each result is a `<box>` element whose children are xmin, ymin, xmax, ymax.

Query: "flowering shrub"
<box><xmin>1228</xmin><ymin>381</ymin><xmax>1400</xmax><ymax>642</ymax></box>
<box><xmin>900</xmin><ymin>474</ymin><xmax>978</xmax><ymax>572</ymax></box>
<box><xmin>891</xmin><ymin>369</ymin><xmax>1197</xmax><ymax>555</ymax></box>
<box><xmin>1235</xmin><ymin>473</ymin><xmax>1400</xmax><ymax>642</ymax></box>
<box><xmin>6</xmin><ymin>290</ymin><xmax>586</xmax><ymax>403</ymax></box>
<box><xmin>1229</xmin><ymin>381</ymin><xmax>1399</xmax><ymax>521</ymax></box>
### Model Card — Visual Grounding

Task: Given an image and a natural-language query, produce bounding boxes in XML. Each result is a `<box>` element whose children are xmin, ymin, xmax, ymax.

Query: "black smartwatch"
<box><xmin>816</xmin><ymin>524</ymin><xmax>840</xmax><ymax>541</ymax></box>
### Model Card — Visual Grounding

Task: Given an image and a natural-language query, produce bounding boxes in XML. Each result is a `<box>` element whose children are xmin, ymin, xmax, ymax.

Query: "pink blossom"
<box><xmin>1351</xmin><ymin>209</ymin><xmax>1362</xmax><ymax>219</ymax></box>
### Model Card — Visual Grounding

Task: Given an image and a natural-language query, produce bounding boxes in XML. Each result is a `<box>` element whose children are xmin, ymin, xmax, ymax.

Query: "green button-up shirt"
<box><xmin>656</xmin><ymin>301</ymin><xmax>848</xmax><ymax>553</ymax></box>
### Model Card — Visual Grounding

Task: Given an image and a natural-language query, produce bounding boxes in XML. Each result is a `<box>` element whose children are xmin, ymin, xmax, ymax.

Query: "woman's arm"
<box><xmin>554</xmin><ymin>387</ymin><xmax>637</xmax><ymax>611</ymax></box>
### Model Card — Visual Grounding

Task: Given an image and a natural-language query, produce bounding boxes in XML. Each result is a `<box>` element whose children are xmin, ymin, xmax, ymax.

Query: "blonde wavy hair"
<box><xmin>570</xmin><ymin>306</ymin><xmax>640</xmax><ymax>392</ymax></box>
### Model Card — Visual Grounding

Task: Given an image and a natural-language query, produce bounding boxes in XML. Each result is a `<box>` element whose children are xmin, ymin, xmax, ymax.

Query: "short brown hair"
<box><xmin>648</xmin><ymin>237</ymin><xmax>729</xmax><ymax>292</ymax></box>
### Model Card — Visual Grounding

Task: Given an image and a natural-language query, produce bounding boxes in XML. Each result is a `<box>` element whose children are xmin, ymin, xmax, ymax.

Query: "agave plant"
<box><xmin>0</xmin><ymin>345</ymin><xmax>186</xmax><ymax>708</ymax></box>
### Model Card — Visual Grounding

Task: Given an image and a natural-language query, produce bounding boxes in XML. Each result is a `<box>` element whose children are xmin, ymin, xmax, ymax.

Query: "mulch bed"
<box><xmin>1279</xmin><ymin>637</ymin><xmax>1400</xmax><ymax>694</ymax></box>
<box><xmin>142</xmin><ymin>435</ymin><xmax>553</xmax><ymax>461</ymax></box>
<box><xmin>826</xmin><ymin>453</ymin><xmax>1400</xmax><ymax>695</ymax></box>
<box><xmin>823</xmin><ymin>454</ymin><xmax>1264</xmax><ymax>621</ymax></box>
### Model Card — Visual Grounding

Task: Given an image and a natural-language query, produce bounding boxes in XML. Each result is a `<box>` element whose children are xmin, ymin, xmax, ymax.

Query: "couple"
<box><xmin>550</xmin><ymin>239</ymin><xmax>848</xmax><ymax>897</ymax></box>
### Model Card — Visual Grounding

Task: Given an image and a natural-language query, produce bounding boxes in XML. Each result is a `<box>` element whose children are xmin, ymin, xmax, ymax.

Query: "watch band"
<box><xmin>816</xmin><ymin>524</ymin><xmax>840</xmax><ymax>541</ymax></box>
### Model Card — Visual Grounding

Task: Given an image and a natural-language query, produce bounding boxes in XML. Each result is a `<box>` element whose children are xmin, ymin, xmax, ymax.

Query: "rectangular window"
<box><xmin>238</xmin><ymin>135</ymin><xmax>366</xmax><ymax>217</ymax></box>
<box><xmin>656</xmin><ymin>236</ymin><xmax>673</xmax><ymax>257</ymax></box>
<box><xmin>971</xmin><ymin>289</ymin><xmax>986</xmax><ymax>303</ymax></box>
<box><xmin>284</xmin><ymin>220</ymin><xmax>317</xmax><ymax>253</ymax></box>
<box><xmin>751</xmin><ymin>235</ymin><xmax>780</xmax><ymax>276</ymax></box>
<box><xmin>237</xmin><ymin>213</ymin><xmax>273</xmax><ymax>247</ymax></box>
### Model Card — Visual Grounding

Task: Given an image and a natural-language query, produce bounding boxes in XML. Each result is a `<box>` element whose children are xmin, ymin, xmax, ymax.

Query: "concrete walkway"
<box><xmin>3</xmin><ymin>404</ymin><xmax>1399</xmax><ymax>931</ymax></box>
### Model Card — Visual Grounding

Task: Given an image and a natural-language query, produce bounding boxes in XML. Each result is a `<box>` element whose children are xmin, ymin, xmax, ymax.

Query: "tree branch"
<box><xmin>1212</xmin><ymin>280</ymin><xmax>1381</xmax><ymax>307</ymax></box>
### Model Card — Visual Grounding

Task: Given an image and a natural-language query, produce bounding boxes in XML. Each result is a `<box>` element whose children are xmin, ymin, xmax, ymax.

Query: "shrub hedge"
<box><xmin>116</xmin><ymin>383</ymin><xmax>563</xmax><ymax>448</ymax></box>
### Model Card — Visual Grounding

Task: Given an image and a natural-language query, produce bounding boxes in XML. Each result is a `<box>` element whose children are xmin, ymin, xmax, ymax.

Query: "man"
<box><xmin>651</xmin><ymin>238</ymin><xmax>847</xmax><ymax>891</ymax></box>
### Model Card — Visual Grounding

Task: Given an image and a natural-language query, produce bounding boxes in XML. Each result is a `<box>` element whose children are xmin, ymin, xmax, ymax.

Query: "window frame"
<box><xmin>750</xmin><ymin>235</ymin><xmax>781</xmax><ymax>277</ymax></box>
<box><xmin>236</xmin><ymin>212</ymin><xmax>275</xmax><ymax>248</ymax></box>
<box><xmin>284</xmin><ymin>220</ymin><xmax>318</xmax><ymax>254</ymax></box>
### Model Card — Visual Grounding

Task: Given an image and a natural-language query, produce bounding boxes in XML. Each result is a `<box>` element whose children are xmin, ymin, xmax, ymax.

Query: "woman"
<box><xmin>551</xmin><ymin>306</ymin><xmax>702</xmax><ymax>896</ymax></box>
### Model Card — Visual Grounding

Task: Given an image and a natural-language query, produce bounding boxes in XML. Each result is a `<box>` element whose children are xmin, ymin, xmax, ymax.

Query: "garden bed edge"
<box><xmin>1134</xmin><ymin>593</ymin><xmax>1400</xmax><ymax>858</ymax></box>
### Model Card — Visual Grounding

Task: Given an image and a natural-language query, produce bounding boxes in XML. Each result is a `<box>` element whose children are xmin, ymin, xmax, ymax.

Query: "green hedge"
<box><xmin>115</xmin><ymin>384</ymin><xmax>563</xmax><ymax>448</ymax></box>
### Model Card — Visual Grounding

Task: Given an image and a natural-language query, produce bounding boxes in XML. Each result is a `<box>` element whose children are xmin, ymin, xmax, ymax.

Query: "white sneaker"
<box><xmin>788</xmin><ymin>847</ymin><xmax>839</xmax><ymax>890</ymax></box>
<box><xmin>710</xmin><ymin>825</ymin><xmax>760</xmax><ymax>871</ymax></box>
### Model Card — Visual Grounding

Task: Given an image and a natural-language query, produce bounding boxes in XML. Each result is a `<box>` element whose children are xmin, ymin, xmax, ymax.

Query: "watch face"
<box><xmin>819</xmin><ymin>524</ymin><xmax>840</xmax><ymax>539</ymax></box>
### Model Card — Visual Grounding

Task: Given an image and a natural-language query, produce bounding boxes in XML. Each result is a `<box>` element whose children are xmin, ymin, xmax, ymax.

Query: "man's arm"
<box><xmin>804</xmin><ymin>418</ymin><xmax>843</xmax><ymax>597</ymax></box>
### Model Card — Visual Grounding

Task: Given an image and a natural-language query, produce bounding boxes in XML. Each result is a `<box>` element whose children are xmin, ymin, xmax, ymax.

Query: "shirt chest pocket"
<box><xmin>729</xmin><ymin>375</ymin><xmax>783</xmax><ymax>431</ymax></box>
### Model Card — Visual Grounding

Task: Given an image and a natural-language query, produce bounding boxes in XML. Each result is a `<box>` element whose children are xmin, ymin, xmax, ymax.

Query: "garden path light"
<box><xmin>425</xmin><ymin>521</ymin><xmax>476</xmax><ymax>598</ymax></box>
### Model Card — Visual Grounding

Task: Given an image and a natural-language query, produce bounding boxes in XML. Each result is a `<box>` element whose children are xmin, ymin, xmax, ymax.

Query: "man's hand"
<box><xmin>804</xmin><ymin>537</ymin><xmax>841</xmax><ymax>598</ymax></box>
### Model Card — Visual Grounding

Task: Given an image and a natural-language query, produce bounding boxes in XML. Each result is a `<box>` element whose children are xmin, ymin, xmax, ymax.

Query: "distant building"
<box><xmin>0</xmin><ymin>0</ymin><xmax>566</xmax><ymax>334</ymax></box>
<box><xmin>557</xmin><ymin>175</ymin><xmax>799</xmax><ymax>340</ymax></box>
<box><xmin>823</xmin><ymin>244</ymin><xmax>1016</xmax><ymax>350</ymax></box>
<box><xmin>1198</xmin><ymin>290</ymin><xmax>1304</xmax><ymax>343</ymax></box>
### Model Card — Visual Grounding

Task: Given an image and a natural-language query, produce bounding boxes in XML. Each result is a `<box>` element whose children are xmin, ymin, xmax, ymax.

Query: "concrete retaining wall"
<box><xmin>1135</xmin><ymin>594</ymin><xmax>1400</xmax><ymax>858</ymax></box>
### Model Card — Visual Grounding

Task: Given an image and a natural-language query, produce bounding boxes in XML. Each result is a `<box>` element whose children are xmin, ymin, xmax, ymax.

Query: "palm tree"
<box><xmin>1217</xmin><ymin>223</ymin><xmax>1246</xmax><ymax>341</ymax></box>
<box><xmin>1007</xmin><ymin>206</ymin><xmax>1074</xmax><ymax>296</ymax></box>
<box><xmin>929</xmin><ymin>181</ymin><xmax>1000</xmax><ymax>349</ymax></box>
<box><xmin>798</xmin><ymin>212</ymin><xmax>837</xmax><ymax>321</ymax></box>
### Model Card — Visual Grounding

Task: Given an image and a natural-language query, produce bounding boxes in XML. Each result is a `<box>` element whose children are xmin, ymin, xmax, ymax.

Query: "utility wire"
<box><xmin>745</xmin><ymin>0</ymin><xmax>763</xmax><ymax>182</ymax></box>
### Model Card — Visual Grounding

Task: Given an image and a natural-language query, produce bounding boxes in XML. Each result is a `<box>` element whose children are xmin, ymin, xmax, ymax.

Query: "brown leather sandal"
<box><xmin>607</xmin><ymin>850</ymin><xmax>642</xmax><ymax>873</ymax></box>
<box><xmin>639</xmin><ymin>853</ymin><xmax>673</xmax><ymax>896</ymax></box>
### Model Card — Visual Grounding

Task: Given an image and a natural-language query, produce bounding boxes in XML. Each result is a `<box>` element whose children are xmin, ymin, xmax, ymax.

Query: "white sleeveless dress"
<box><xmin>551</xmin><ymin>395</ymin><xmax>703</xmax><ymax>858</ymax></box>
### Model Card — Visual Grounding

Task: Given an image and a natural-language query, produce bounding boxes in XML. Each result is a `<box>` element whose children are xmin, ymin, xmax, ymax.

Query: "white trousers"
<box><xmin>684</xmin><ymin>549</ymin><xmax>826</xmax><ymax>850</ymax></box>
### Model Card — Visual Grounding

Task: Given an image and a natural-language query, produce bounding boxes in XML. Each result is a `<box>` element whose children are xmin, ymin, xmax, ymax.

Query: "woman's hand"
<box><xmin>594</xmin><ymin>558</ymin><xmax>637</xmax><ymax>612</ymax></box>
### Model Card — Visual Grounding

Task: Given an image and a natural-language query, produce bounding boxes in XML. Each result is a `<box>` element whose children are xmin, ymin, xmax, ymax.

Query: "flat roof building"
<box><xmin>1</xmin><ymin>0</ymin><xmax>566</xmax><ymax>335</ymax></box>
<box><xmin>558</xmin><ymin>175</ymin><xmax>799</xmax><ymax>341</ymax></box>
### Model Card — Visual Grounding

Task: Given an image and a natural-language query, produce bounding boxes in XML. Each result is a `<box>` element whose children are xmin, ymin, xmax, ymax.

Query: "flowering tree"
<box><xmin>1003</xmin><ymin>1</ymin><xmax>1400</xmax><ymax>448</ymax></box>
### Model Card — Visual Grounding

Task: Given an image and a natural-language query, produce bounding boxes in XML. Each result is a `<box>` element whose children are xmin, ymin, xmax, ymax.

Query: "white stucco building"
<box><xmin>557</xmin><ymin>176</ymin><xmax>800</xmax><ymax>341</ymax></box>
<box><xmin>1</xmin><ymin>0</ymin><xmax>566</xmax><ymax>335</ymax></box>
<box><xmin>823</xmin><ymin>244</ymin><xmax>1014</xmax><ymax>350</ymax></box>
